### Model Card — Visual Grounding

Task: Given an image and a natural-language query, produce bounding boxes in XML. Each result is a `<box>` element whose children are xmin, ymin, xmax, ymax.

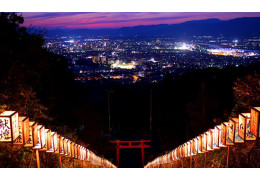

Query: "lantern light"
<box><xmin>54</xmin><ymin>133</ymin><xmax>59</xmax><ymax>154</ymax></box>
<box><xmin>0</xmin><ymin>111</ymin><xmax>19</xmax><ymax>143</ymax></box>
<box><xmin>13</xmin><ymin>116</ymin><xmax>29</xmax><ymax>145</ymax></box>
<box><xmin>46</xmin><ymin>131</ymin><xmax>55</xmax><ymax>153</ymax></box>
<box><xmin>59</xmin><ymin>136</ymin><xmax>65</xmax><ymax>155</ymax></box>
<box><xmin>250</xmin><ymin>107</ymin><xmax>260</xmax><ymax>138</ymax></box>
<box><xmin>24</xmin><ymin>121</ymin><xmax>37</xmax><ymax>147</ymax></box>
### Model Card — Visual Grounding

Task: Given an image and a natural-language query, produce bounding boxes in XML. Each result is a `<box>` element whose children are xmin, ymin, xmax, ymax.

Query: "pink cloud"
<box><xmin>21</xmin><ymin>12</ymin><xmax>260</xmax><ymax>29</ymax></box>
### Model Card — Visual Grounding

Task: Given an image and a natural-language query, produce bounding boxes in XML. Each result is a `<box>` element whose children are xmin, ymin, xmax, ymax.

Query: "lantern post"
<box><xmin>227</xmin><ymin>145</ymin><xmax>230</xmax><ymax>168</ymax></box>
<box><xmin>190</xmin><ymin>156</ymin><xmax>192</xmax><ymax>168</ymax></box>
<box><xmin>59</xmin><ymin>155</ymin><xmax>62</xmax><ymax>168</ymax></box>
<box><xmin>204</xmin><ymin>152</ymin><xmax>207</xmax><ymax>168</ymax></box>
<box><xmin>36</xmin><ymin>149</ymin><xmax>40</xmax><ymax>168</ymax></box>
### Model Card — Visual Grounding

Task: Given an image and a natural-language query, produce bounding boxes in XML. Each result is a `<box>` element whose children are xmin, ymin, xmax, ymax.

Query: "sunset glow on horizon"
<box><xmin>21</xmin><ymin>12</ymin><xmax>260</xmax><ymax>29</ymax></box>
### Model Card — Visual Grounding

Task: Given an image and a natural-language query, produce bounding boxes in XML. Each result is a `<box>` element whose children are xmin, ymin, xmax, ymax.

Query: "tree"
<box><xmin>232</xmin><ymin>73</ymin><xmax>260</xmax><ymax>115</ymax></box>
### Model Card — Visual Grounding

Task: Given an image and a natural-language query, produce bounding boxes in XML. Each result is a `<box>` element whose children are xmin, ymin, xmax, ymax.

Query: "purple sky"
<box><xmin>21</xmin><ymin>12</ymin><xmax>260</xmax><ymax>29</ymax></box>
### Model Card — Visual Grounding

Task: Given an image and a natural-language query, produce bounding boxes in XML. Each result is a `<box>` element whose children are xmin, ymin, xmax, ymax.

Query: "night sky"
<box><xmin>21</xmin><ymin>12</ymin><xmax>260</xmax><ymax>29</ymax></box>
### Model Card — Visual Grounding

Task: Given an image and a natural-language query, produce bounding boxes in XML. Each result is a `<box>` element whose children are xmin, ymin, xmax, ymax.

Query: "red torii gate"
<box><xmin>110</xmin><ymin>139</ymin><xmax>151</xmax><ymax>167</ymax></box>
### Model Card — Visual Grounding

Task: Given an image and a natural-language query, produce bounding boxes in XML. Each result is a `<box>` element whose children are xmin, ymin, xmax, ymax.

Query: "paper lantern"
<box><xmin>54</xmin><ymin>133</ymin><xmax>59</xmax><ymax>154</ymax></box>
<box><xmin>38</xmin><ymin>128</ymin><xmax>48</xmax><ymax>151</ymax></box>
<box><xmin>231</xmin><ymin>118</ymin><xmax>244</xmax><ymax>143</ymax></box>
<box><xmin>24</xmin><ymin>121</ymin><xmax>36</xmax><ymax>147</ymax></box>
<box><xmin>46</xmin><ymin>131</ymin><xmax>55</xmax><ymax>153</ymax></box>
<box><xmin>226</xmin><ymin>119</ymin><xmax>236</xmax><ymax>146</ymax></box>
<box><xmin>64</xmin><ymin>139</ymin><xmax>68</xmax><ymax>155</ymax></box>
<box><xmin>32</xmin><ymin>124</ymin><xmax>43</xmax><ymax>149</ymax></box>
<box><xmin>202</xmin><ymin>133</ymin><xmax>207</xmax><ymax>153</ymax></box>
<box><xmin>187</xmin><ymin>141</ymin><xmax>191</xmax><ymax>156</ymax></box>
<box><xmin>0</xmin><ymin>111</ymin><xmax>19</xmax><ymax>143</ymax></box>
<box><xmin>12</xmin><ymin>116</ymin><xmax>23</xmax><ymax>145</ymax></box>
<box><xmin>243</xmin><ymin>113</ymin><xmax>256</xmax><ymax>140</ymax></box>
<box><xmin>13</xmin><ymin>116</ymin><xmax>29</xmax><ymax>145</ymax></box>
<box><xmin>59</xmin><ymin>136</ymin><xmax>64</xmax><ymax>154</ymax></box>
<box><xmin>213</xmin><ymin>126</ymin><xmax>220</xmax><ymax>148</ymax></box>
<box><xmin>64</xmin><ymin>139</ymin><xmax>69</xmax><ymax>156</ymax></box>
<box><xmin>239</xmin><ymin>113</ymin><xmax>248</xmax><ymax>140</ymax></box>
<box><xmin>171</xmin><ymin>150</ymin><xmax>176</xmax><ymax>161</ymax></box>
<box><xmin>83</xmin><ymin>147</ymin><xmax>86</xmax><ymax>160</ymax></box>
<box><xmin>190</xmin><ymin>140</ymin><xmax>194</xmax><ymax>156</ymax></box>
<box><xmin>197</xmin><ymin>136</ymin><xmax>202</xmax><ymax>153</ymax></box>
<box><xmin>20</xmin><ymin>117</ymin><xmax>30</xmax><ymax>146</ymax></box>
<box><xmin>192</xmin><ymin>138</ymin><xmax>197</xmax><ymax>155</ymax></box>
<box><xmin>70</xmin><ymin>142</ymin><xmax>74</xmax><ymax>158</ymax></box>
<box><xmin>84</xmin><ymin>148</ymin><xmax>87</xmax><ymax>161</ymax></box>
<box><xmin>207</xmin><ymin>129</ymin><xmax>214</xmax><ymax>150</ymax></box>
<box><xmin>181</xmin><ymin>144</ymin><xmax>184</xmax><ymax>157</ymax></box>
<box><xmin>250</xmin><ymin>107</ymin><xmax>260</xmax><ymax>137</ymax></box>
<box><xmin>66</xmin><ymin>140</ymin><xmax>71</xmax><ymax>157</ymax></box>
<box><xmin>74</xmin><ymin>144</ymin><xmax>78</xmax><ymax>159</ymax></box>
<box><xmin>77</xmin><ymin>145</ymin><xmax>81</xmax><ymax>159</ymax></box>
<box><xmin>78</xmin><ymin>145</ymin><xmax>81</xmax><ymax>160</ymax></box>
<box><xmin>165</xmin><ymin>154</ymin><xmax>168</xmax><ymax>164</ymax></box>
<box><xmin>220</xmin><ymin>122</ymin><xmax>228</xmax><ymax>146</ymax></box>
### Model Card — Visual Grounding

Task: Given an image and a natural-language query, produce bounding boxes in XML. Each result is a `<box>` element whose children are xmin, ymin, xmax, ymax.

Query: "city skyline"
<box><xmin>21</xmin><ymin>12</ymin><xmax>260</xmax><ymax>29</ymax></box>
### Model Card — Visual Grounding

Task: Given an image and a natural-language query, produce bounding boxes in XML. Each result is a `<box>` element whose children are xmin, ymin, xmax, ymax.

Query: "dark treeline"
<box><xmin>0</xmin><ymin>13</ymin><xmax>259</xmax><ymax>167</ymax></box>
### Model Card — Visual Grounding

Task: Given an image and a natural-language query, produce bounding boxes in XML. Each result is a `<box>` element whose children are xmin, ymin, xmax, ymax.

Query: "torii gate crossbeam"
<box><xmin>110</xmin><ymin>140</ymin><xmax>151</xmax><ymax>167</ymax></box>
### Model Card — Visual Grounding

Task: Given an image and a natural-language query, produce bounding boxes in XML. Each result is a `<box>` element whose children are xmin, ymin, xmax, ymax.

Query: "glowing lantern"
<box><xmin>20</xmin><ymin>117</ymin><xmax>30</xmax><ymax>146</ymax></box>
<box><xmin>179</xmin><ymin>146</ymin><xmax>182</xmax><ymax>158</ymax></box>
<box><xmin>0</xmin><ymin>111</ymin><xmax>19</xmax><ymax>143</ymax></box>
<box><xmin>202</xmin><ymin>133</ymin><xmax>207</xmax><ymax>153</ymax></box>
<box><xmin>83</xmin><ymin>147</ymin><xmax>86</xmax><ymax>160</ymax></box>
<box><xmin>170</xmin><ymin>151</ymin><xmax>173</xmax><ymax>162</ymax></box>
<box><xmin>39</xmin><ymin>128</ymin><xmax>48</xmax><ymax>151</ymax></box>
<box><xmin>244</xmin><ymin>113</ymin><xmax>256</xmax><ymax>140</ymax></box>
<box><xmin>250</xmin><ymin>107</ymin><xmax>260</xmax><ymax>137</ymax></box>
<box><xmin>197</xmin><ymin>136</ymin><xmax>202</xmax><ymax>153</ymax></box>
<box><xmin>239</xmin><ymin>113</ymin><xmax>249</xmax><ymax>140</ymax></box>
<box><xmin>64</xmin><ymin>139</ymin><xmax>68</xmax><ymax>156</ymax></box>
<box><xmin>69</xmin><ymin>140</ymin><xmax>73</xmax><ymax>157</ymax></box>
<box><xmin>78</xmin><ymin>145</ymin><xmax>82</xmax><ymax>160</ymax></box>
<box><xmin>213</xmin><ymin>126</ymin><xmax>221</xmax><ymax>149</ymax></box>
<box><xmin>207</xmin><ymin>129</ymin><xmax>214</xmax><ymax>150</ymax></box>
<box><xmin>171</xmin><ymin>150</ymin><xmax>175</xmax><ymax>161</ymax></box>
<box><xmin>175</xmin><ymin>149</ymin><xmax>178</xmax><ymax>160</ymax></box>
<box><xmin>24</xmin><ymin>121</ymin><xmax>36</xmax><ymax>147</ymax></box>
<box><xmin>231</xmin><ymin>118</ymin><xmax>244</xmax><ymax>143</ymax></box>
<box><xmin>226</xmin><ymin>119</ymin><xmax>235</xmax><ymax>146</ymax></box>
<box><xmin>74</xmin><ymin>144</ymin><xmax>78</xmax><ymax>159</ymax></box>
<box><xmin>32</xmin><ymin>124</ymin><xmax>43</xmax><ymax>149</ymax></box>
<box><xmin>192</xmin><ymin>138</ymin><xmax>197</xmax><ymax>155</ymax></box>
<box><xmin>71</xmin><ymin>142</ymin><xmax>75</xmax><ymax>158</ymax></box>
<box><xmin>77</xmin><ymin>145</ymin><xmax>81</xmax><ymax>159</ymax></box>
<box><xmin>66</xmin><ymin>140</ymin><xmax>71</xmax><ymax>157</ymax></box>
<box><xmin>190</xmin><ymin>140</ymin><xmax>193</xmax><ymax>156</ymax></box>
<box><xmin>163</xmin><ymin>155</ymin><xmax>166</xmax><ymax>164</ymax></box>
<box><xmin>187</xmin><ymin>141</ymin><xmax>191</xmax><ymax>156</ymax></box>
<box><xmin>181</xmin><ymin>144</ymin><xmax>185</xmax><ymax>157</ymax></box>
<box><xmin>59</xmin><ymin>136</ymin><xmax>65</xmax><ymax>154</ymax></box>
<box><xmin>54</xmin><ymin>133</ymin><xmax>59</xmax><ymax>154</ymax></box>
<box><xmin>13</xmin><ymin>116</ymin><xmax>29</xmax><ymax>145</ymax></box>
<box><xmin>220</xmin><ymin>122</ymin><xmax>228</xmax><ymax>146</ymax></box>
<box><xmin>46</xmin><ymin>131</ymin><xmax>55</xmax><ymax>153</ymax></box>
<box><xmin>66</xmin><ymin>139</ymin><xmax>71</xmax><ymax>157</ymax></box>
<box><xmin>84</xmin><ymin>148</ymin><xmax>87</xmax><ymax>161</ymax></box>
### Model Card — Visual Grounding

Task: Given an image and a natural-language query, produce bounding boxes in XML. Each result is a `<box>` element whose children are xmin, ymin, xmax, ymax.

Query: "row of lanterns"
<box><xmin>0</xmin><ymin>110</ymin><xmax>116</xmax><ymax>168</ymax></box>
<box><xmin>144</xmin><ymin>106</ymin><xmax>260</xmax><ymax>168</ymax></box>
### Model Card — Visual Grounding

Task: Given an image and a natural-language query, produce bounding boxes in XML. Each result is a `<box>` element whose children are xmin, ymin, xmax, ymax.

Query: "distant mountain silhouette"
<box><xmin>45</xmin><ymin>17</ymin><xmax>260</xmax><ymax>37</ymax></box>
